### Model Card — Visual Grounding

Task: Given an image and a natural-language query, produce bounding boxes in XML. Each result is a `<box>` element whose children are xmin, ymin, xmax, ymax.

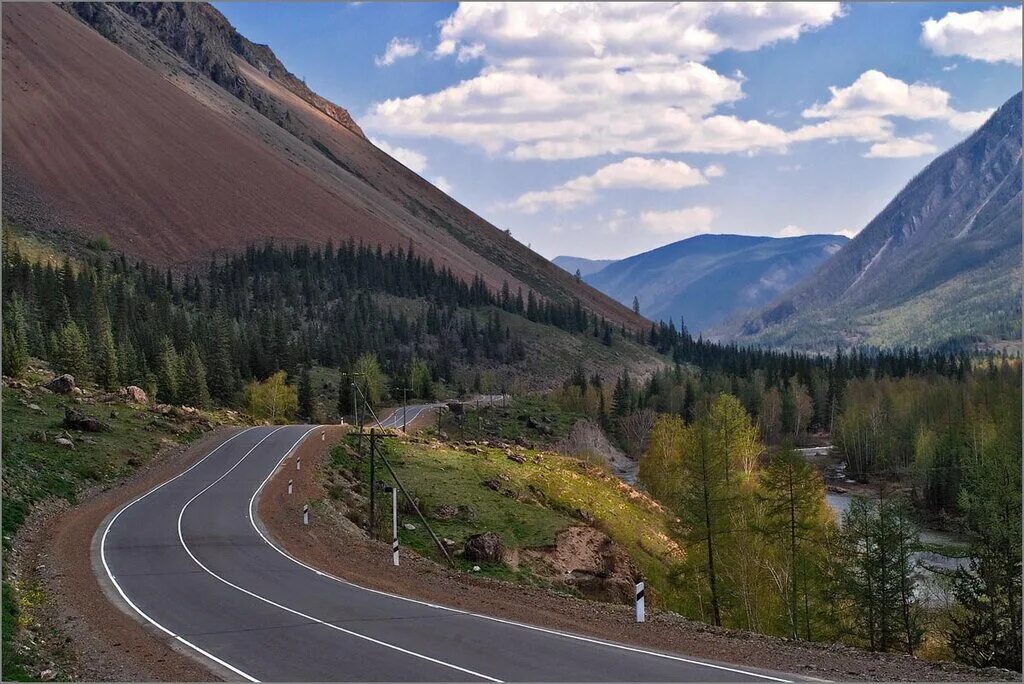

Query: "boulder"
<box><xmin>27</xmin><ymin>403</ymin><xmax>44</xmax><ymax>414</ymax></box>
<box><xmin>403</xmin><ymin>523</ymin><xmax>417</xmax><ymax>531</ymax></box>
<box><xmin>434</xmin><ymin>504</ymin><xmax>459</xmax><ymax>520</ymax></box>
<box><xmin>124</xmin><ymin>385</ymin><xmax>148</xmax><ymax>404</ymax></box>
<box><xmin>506</xmin><ymin>451</ymin><xmax>526</xmax><ymax>464</ymax></box>
<box><xmin>45</xmin><ymin>374</ymin><xmax>76</xmax><ymax>394</ymax></box>
<box><xmin>482</xmin><ymin>479</ymin><xmax>501</xmax><ymax>492</ymax></box>
<box><xmin>464</xmin><ymin>532</ymin><xmax>503</xmax><ymax>564</ymax></box>
<box><xmin>63</xmin><ymin>406</ymin><xmax>107</xmax><ymax>432</ymax></box>
<box><xmin>55</xmin><ymin>437</ymin><xmax>74</xmax><ymax>449</ymax></box>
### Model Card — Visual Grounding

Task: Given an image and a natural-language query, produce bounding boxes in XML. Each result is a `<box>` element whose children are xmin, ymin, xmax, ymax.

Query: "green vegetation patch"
<box><xmin>328</xmin><ymin>435</ymin><xmax>686</xmax><ymax>604</ymax></box>
<box><xmin>439</xmin><ymin>395</ymin><xmax>583</xmax><ymax>445</ymax></box>
<box><xmin>1</xmin><ymin>386</ymin><xmax>224</xmax><ymax>680</ymax></box>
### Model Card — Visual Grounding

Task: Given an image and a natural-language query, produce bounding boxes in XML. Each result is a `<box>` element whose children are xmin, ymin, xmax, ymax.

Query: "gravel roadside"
<box><xmin>10</xmin><ymin>427</ymin><xmax>246</xmax><ymax>682</ymax></box>
<box><xmin>258</xmin><ymin>426</ymin><xmax>1015</xmax><ymax>683</ymax></box>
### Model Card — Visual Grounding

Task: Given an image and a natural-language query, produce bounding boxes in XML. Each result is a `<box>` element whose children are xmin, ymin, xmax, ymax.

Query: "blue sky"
<box><xmin>215</xmin><ymin>2</ymin><xmax>1022</xmax><ymax>260</ymax></box>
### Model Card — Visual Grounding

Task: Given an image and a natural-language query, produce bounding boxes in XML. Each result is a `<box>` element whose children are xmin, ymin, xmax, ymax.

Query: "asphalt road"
<box><xmin>376</xmin><ymin>395</ymin><xmax>507</xmax><ymax>431</ymax></box>
<box><xmin>99</xmin><ymin>425</ymin><xmax>798</xmax><ymax>682</ymax></box>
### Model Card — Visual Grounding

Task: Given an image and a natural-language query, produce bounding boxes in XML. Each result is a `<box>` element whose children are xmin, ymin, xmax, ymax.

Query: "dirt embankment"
<box><xmin>9</xmin><ymin>429</ymin><xmax>247</xmax><ymax>682</ymax></box>
<box><xmin>259</xmin><ymin>430</ymin><xmax>1016</xmax><ymax>683</ymax></box>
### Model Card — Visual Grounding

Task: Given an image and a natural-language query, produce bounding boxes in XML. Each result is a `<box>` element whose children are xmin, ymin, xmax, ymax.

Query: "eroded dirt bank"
<box><xmin>10</xmin><ymin>428</ymin><xmax>245</xmax><ymax>681</ymax></box>
<box><xmin>258</xmin><ymin>427</ymin><xmax>1014</xmax><ymax>683</ymax></box>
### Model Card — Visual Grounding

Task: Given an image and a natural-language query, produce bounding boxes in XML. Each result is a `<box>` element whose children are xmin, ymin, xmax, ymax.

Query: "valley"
<box><xmin>1</xmin><ymin>2</ymin><xmax>1021</xmax><ymax>682</ymax></box>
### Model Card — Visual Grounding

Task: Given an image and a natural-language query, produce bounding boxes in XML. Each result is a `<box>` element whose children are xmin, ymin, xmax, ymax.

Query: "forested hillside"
<box><xmin>731</xmin><ymin>92</ymin><xmax>1022</xmax><ymax>350</ymax></box>
<box><xmin>1</xmin><ymin>232</ymin><xmax>662</xmax><ymax>414</ymax></box>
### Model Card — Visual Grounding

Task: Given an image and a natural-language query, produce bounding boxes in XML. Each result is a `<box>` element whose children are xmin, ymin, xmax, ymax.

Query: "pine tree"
<box><xmin>207</xmin><ymin>312</ymin><xmax>236</xmax><ymax>404</ymax></box>
<box><xmin>949</xmin><ymin>415</ymin><xmax>1022</xmax><ymax>670</ymax></box>
<box><xmin>156</xmin><ymin>337</ymin><xmax>181</xmax><ymax>404</ymax></box>
<box><xmin>838</xmin><ymin>494</ymin><xmax>921</xmax><ymax>653</ymax></box>
<box><xmin>95</xmin><ymin>323</ymin><xmax>119</xmax><ymax>387</ymax></box>
<box><xmin>179</xmin><ymin>343</ymin><xmax>211</xmax><ymax>408</ymax></box>
<box><xmin>53</xmin><ymin>321</ymin><xmax>90</xmax><ymax>381</ymax></box>
<box><xmin>2</xmin><ymin>294</ymin><xmax>30</xmax><ymax>378</ymax></box>
<box><xmin>298</xmin><ymin>366</ymin><xmax>314</xmax><ymax>421</ymax></box>
<box><xmin>632</xmin><ymin>295</ymin><xmax>640</xmax><ymax>315</ymax></box>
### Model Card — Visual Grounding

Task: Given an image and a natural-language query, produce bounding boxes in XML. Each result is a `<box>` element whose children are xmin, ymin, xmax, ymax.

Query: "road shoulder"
<box><xmin>12</xmin><ymin>427</ymin><xmax>246</xmax><ymax>682</ymax></box>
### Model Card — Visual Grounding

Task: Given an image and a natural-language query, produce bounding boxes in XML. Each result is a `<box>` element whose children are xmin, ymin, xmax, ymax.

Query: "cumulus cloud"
<box><xmin>921</xmin><ymin>6</ymin><xmax>1022</xmax><ymax>65</ymax></box>
<box><xmin>863</xmin><ymin>136</ymin><xmax>939</xmax><ymax>159</ymax></box>
<box><xmin>511</xmin><ymin>157</ymin><xmax>709</xmax><ymax>213</ymax></box>
<box><xmin>639</xmin><ymin>206</ymin><xmax>716</xmax><ymax>237</ymax></box>
<box><xmin>796</xmin><ymin>70</ymin><xmax>995</xmax><ymax>146</ymax></box>
<box><xmin>367</xmin><ymin>3</ymin><xmax>841</xmax><ymax>160</ymax></box>
<box><xmin>375</xmin><ymin>37</ymin><xmax>420</xmax><ymax>67</ymax></box>
<box><xmin>370</xmin><ymin>137</ymin><xmax>428</xmax><ymax>173</ymax></box>
<box><xmin>431</xmin><ymin>176</ymin><xmax>453</xmax><ymax>193</ymax></box>
<box><xmin>703</xmin><ymin>163</ymin><xmax>725</xmax><ymax>177</ymax></box>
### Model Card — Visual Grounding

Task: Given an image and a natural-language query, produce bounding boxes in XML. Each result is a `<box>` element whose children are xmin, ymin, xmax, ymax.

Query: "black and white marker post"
<box><xmin>288</xmin><ymin>479</ymin><xmax>293</xmax><ymax>495</ymax></box>
<box><xmin>384</xmin><ymin>485</ymin><xmax>399</xmax><ymax>566</ymax></box>
<box><xmin>296</xmin><ymin>455</ymin><xmax>301</xmax><ymax>471</ymax></box>
<box><xmin>635</xmin><ymin>581</ymin><xmax>645</xmax><ymax>623</ymax></box>
<box><xmin>303</xmin><ymin>504</ymin><xmax>309</xmax><ymax>525</ymax></box>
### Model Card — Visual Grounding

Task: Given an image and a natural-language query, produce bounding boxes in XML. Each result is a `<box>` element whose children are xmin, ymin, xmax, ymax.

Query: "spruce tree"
<box><xmin>298</xmin><ymin>366</ymin><xmax>314</xmax><ymax>421</ymax></box>
<box><xmin>53</xmin><ymin>321</ymin><xmax>90</xmax><ymax>381</ymax></box>
<box><xmin>180</xmin><ymin>343</ymin><xmax>211</xmax><ymax>408</ymax></box>
<box><xmin>2</xmin><ymin>294</ymin><xmax>29</xmax><ymax>378</ymax></box>
<box><xmin>156</xmin><ymin>337</ymin><xmax>181</xmax><ymax>404</ymax></box>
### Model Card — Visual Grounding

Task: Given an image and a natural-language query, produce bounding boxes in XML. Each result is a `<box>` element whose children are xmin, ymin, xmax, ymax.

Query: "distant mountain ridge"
<box><xmin>552</xmin><ymin>255</ymin><xmax>617</xmax><ymax>278</ymax></box>
<box><xmin>728</xmin><ymin>91</ymin><xmax>1022</xmax><ymax>350</ymax></box>
<box><xmin>556</xmin><ymin>233</ymin><xmax>849</xmax><ymax>334</ymax></box>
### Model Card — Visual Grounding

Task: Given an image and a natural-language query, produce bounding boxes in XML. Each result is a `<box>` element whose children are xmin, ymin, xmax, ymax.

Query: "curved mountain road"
<box><xmin>99</xmin><ymin>425</ymin><xmax>798</xmax><ymax>682</ymax></box>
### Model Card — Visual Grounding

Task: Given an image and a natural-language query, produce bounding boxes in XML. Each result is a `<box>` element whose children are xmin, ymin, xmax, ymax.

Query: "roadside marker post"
<box><xmin>369</xmin><ymin>429</ymin><xmax>377</xmax><ymax>538</ymax></box>
<box><xmin>303</xmin><ymin>504</ymin><xmax>309</xmax><ymax>525</ymax></box>
<box><xmin>288</xmin><ymin>479</ymin><xmax>293</xmax><ymax>495</ymax></box>
<box><xmin>635</xmin><ymin>581</ymin><xmax>645</xmax><ymax>623</ymax></box>
<box><xmin>296</xmin><ymin>456</ymin><xmax>301</xmax><ymax>471</ymax></box>
<box><xmin>385</xmin><ymin>485</ymin><xmax>399</xmax><ymax>566</ymax></box>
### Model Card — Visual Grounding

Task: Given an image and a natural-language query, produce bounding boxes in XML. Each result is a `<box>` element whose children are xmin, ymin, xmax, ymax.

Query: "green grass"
<box><xmin>326</xmin><ymin>434</ymin><xmax>688</xmax><ymax>606</ymax></box>
<box><xmin>1</xmin><ymin>387</ymin><xmax>225</xmax><ymax>680</ymax></box>
<box><xmin>438</xmin><ymin>395</ymin><xmax>582</xmax><ymax>445</ymax></box>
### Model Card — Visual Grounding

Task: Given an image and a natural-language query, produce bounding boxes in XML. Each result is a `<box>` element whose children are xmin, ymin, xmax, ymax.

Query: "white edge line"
<box><xmin>180</xmin><ymin>425</ymin><xmax>502</xmax><ymax>684</ymax></box>
<box><xmin>250</xmin><ymin>428</ymin><xmax>794</xmax><ymax>684</ymax></box>
<box><xmin>100</xmin><ymin>427</ymin><xmax>261</xmax><ymax>683</ymax></box>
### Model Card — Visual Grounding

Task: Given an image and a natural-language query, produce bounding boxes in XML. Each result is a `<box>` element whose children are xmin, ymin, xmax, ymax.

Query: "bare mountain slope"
<box><xmin>728</xmin><ymin>92</ymin><xmax>1022</xmax><ymax>350</ymax></box>
<box><xmin>2</xmin><ymin>3</ymin><xmax>643</xmax><ymax>329</ymax></box>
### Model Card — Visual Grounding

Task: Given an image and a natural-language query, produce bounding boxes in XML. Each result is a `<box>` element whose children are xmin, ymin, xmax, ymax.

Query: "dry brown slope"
<box><xmin>2</xmin><ymin>3</ymin><xmax>643</xmax><ymax>329</ymax></box>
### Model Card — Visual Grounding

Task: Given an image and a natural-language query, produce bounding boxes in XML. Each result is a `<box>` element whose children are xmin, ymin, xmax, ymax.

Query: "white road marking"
<box><xmin>100</xmin><ymin>427</ymin><xmax>260</xmax><ymax>683</ymax></box>
<box><xmin>250</xmin><ymin>429</ymin><xmax>794</xmax><ymax>683</ymax></box>
<box><xmin>178</xmin><ymin>426</ymin><xmax>502</xmax><ymax>683</ymax></box>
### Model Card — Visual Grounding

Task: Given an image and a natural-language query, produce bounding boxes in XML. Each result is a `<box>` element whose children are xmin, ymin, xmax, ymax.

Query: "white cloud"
<box><xmin>375</xmin><ymin>37</ymin><xmax>420</xmax><ymax>67</ymax></box>
<box><xmin>370</xmin><ymin>137</ymin><xmax>428</xmax><ymax>173</ymax></box>
<box><xmin>777</xmin><ymin>224</ymin><xmax>811</xmax><ymax>237</ymax></box>
<box><xmin>947</xmin><ymin>108</ymin><xmax>996</xmax><ymax>132</ymax></box>
<box><xmin>368</xmin><ymin>3</ymin><xmax>842</xmax><ymax>160</ymax></box>
<box><xmin>431</xmin><ymin>176</ymin><xmax>453</xmax><ymax>193</ymax></box>
<box><xmin>803</xmin><ymin>70</ymin><xmax>953</xmax><ymax>121</ymax></box>
<box><xmin>798</xmin><ymin>70</ymin><xmax>995</xmax><ymax>142</ymax></box>
<box><xmin>639</xmin><ymin>206</ymin><xmax>715</xmax><ymax>237</ymax></box>
<box><xmin>511</xmin><ymin>157</ymin><xmax>709</xmax><ymax>213</ymax></box>
<box><xmin>776</xmin><ymin>224</ymin><xmax>857</xmax><ymax>239</ymax></box>
<box><xmin>703</xmin><ymin>163</ymin><xmax>725</xmax><ymax>178</ymax></box>
<box><xmin>921</xmin><ymin>6</ymin><xmax>1022</xmax><ymax>65</ymax></box>
<box><xmin>863</xmin><ymin>136</ymin><xmax>939</xmax><ymax>159</ymax></box>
